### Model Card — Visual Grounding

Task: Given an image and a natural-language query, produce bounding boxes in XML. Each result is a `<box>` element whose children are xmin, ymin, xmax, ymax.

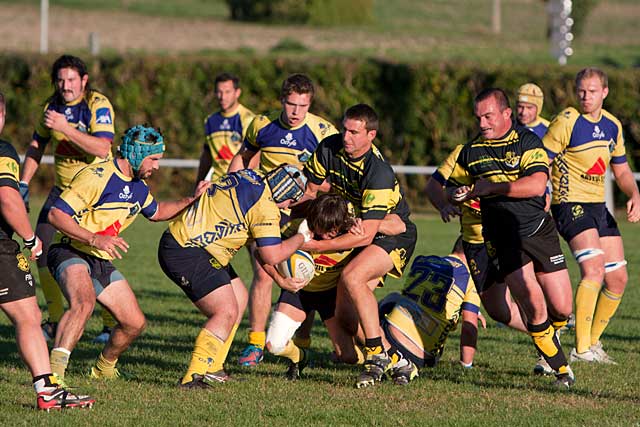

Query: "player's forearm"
<box><xmin>305</xmin><ymin>219</ymin><xmax>380</xmax><ymax>252</ymax></box>
<box><xmin>258</xmin><ymin>233</ymin><xmax>305</xmax><ymax>265</ymax></box>
<box><xmin>612</xmin><ymin>164</ymin><xmax>640</xmax><ymax>199</ymax></box>
<box><xmin>48</xmin><ymin>207</ymin><xmax>94</xmax><ymax>245</ymax></box>
<box><xmin>62</xmin><ymin>127</ymin><xmax>111</xmax><ymax>158</ymax></box>
<box><xmin>460</xmin><ymin>311</ymin><xmax>478</xmax><ymax>365</ymax></box>
<box><xmin>425</xmin><ymin>177</ymin><xmax>448</xmax><ymax>211</ymax></box>
<box><xmin>488</xmin><ymin>173</ymin><xmax>547</xmax><ymax>198</ymax></box>
<box><xmin>228</xmin><ymin>149</ymin><xmax>256</xmax><ymax>173</ymax></box>
<box><xmin>195</xmin><ymin>148</ymin><xmax>212</xmax><ymax>183</ymax></box>
<box><xmin>0</xmin><ymin>188</ymin><xmax>35</xmax><ymax>240</ymax></box>
<box><xmin>152</xmin><ymin>198</ymin><xmax>196</xmax><ymax>222</ymax></box>
<box><xmin>20</xmin><ymin>143</ymin><xmax>44</xmax><ymax>183</ymax></box>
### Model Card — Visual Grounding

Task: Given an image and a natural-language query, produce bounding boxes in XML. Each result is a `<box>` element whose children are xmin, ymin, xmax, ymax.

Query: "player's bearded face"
<box><xmin>516</xmin><ymin>102</ymin><xmax>537</xmax><ymax>126</ymax></box>
<box><xmin>281</xmin><ymin>92</ymin><xmax>311</xmax><ymax>127</ymax></box>
<box><xmin>474</xmin><ymin>98</ymin><xmax>512</xmax><ymax>140</ymax></box>
<box><xmin>577</xmin><ymin>76</ymin><xmax>608</xmax><ymax>115</ymax></box>
<box><xmin>216</xmin><ymin>80</ymin><xmax>240</xmax><ymax>113</ymax></box>
<box><xmin>56</xmin><ymin>67</ymin><xmax>87</xmax><ymax>103</ymax></box>
<box><xmin>137</xmin><ymin>154</ymin><xmax>163</xmax><ymax>179</ymax></box>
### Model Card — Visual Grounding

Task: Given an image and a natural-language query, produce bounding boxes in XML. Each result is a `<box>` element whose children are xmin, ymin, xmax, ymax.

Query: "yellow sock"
<box><xmin>93</xmin><ymin>352</ymin><xmax>117</xmax><ymax>377</ymax></box>
<box><xmin>209</xmin><ymin>324</ymin><xmax>238</xmax><ymax>372</ymax></box>
<box><xmin>39</xmin><ymin>267</ymin><xmax>65</xmax><ymax>323</ymax></box>
<box><xmin>293</xmin><ymin>336</ymin><xmax>311</xmax><ymax>349</ymax></box>
<box><xmin>591</xmin><ymin>288</ymin><xmax>623</xmax><ymax>346</ymax></box>
<box><xmin>575</xmin><ymin>279</ymin><xmax>601</xmax><ymax>353</ymax></box>
<box><xmin>248</xmin><ymin>331</ymin><xmax>266</xmax><ymax>349</ymax></box>
<box><xmin>277</xmin><ymin>340</ymin><xmax>302</xmax><ymax>363</ymax></box>
<box><xmin>551</xmin><ymin>319</ymin><xmax>568</xmax><ymax>331</ymax></box>
<box><xmin>50</xmin><ymin>347</ymin><xmax>71</xmax><ymax>379</ymax></box>
<box><xmin>101</xmin><ymin>309</ymin><xmax>117</xmax><ymax>329</ymax></box>
<box><xmin>182</xmin><ymin>329</ymin><xmax>223</xmax><ymax>384</ymax></box>
<box><xmin>529</xmin><ymin>321</ymin><xmax>568</xmax><ymax>373</ymax></box>
<box><xmin>355</xmin><ymin>346</ymin><xmax>365</xmax><ymax>364</ymax></box>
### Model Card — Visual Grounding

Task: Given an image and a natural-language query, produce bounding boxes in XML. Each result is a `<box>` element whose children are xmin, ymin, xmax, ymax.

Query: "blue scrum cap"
<box><xmin>266</xmin><ymin>164</ymin><xmax>308</xmax><ymax>204</ymax></box>
<box><xmin>119</xmin><ymin>125</ymin><xmax>165</xmax><ymax>171</ymax></box>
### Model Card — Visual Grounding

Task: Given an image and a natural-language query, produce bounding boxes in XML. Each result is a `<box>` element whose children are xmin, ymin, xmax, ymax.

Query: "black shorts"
<box><xmin>462</xmin><ymin>241</ymin><xmax>500</xmax><ymax>292</ymax></box>
<box><xmin>0</xmin><ymin>238</ymin><xmax>36</xmax><ymax>304</ymax></box>
<box><xmin>551</xmin><ymin>202</ymin><xmax>620</xmax><ymax>242</ymax></box>
<box><xmin>486</xmin><ymin>214</ymin><xmax>567</xmax><ymax>277</ymax></box>
<box><xmin>48</xmin><ymin>243</ymin><xmax>125</xmax><ymax>297</ymax></box>
<box><xmin>277</xmin><ymin>287</ymin><xmax>337</xmax><ymax>321</ymax></box>
<box><xmin>371</xmin><ymin>220</ymin><xmax>417</xmax><ymax>278</ymax></box>
<box><xmin>157</xmin><ymin>230</ymin><xmax>237</xmax><ymax>302</ymax></box>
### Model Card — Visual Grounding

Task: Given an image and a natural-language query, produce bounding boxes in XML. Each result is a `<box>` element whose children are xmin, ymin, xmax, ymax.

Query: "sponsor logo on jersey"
<box><xmin>280</xmin><ymin>132</ymin><xmax>298</xmax><ymax>147</ymax></box>
<box><xmin>92</xmin><ymin>167</ymin><xmax>105</xmax><ymax>178</ymax></box>
<box><xmin>119</xmin><ymin>185</ymin><xmax>133</xmax><ymax>200</ymax></box>
<box><xmin>220</xmin><ymin>118</ymin><xmax>231</xmax><ymax>131</ymax></box>
<box><xmin>128</xmin><ymin>203</ymin><xmax>141</xmax><ymax>218</ymax></box>
<box><xmin>319</xmin><ymin>122</ymin><xmax>329</xmax><ymax>136</ymax></box>
<box><xmin>608</xmin><ymin>138</ymin><xmax>616</xmax><ymax>153</ymax></box>
<box><xmin>95</xmin><ymin>108</ymin><xmax>113</xmax><ymax>125</ymax></box>
<box><xmin>25</xmin><ymin>273</ymin><xmax>34</xmax><ymax>287</ymax></box>
<box><xmin>364</xmin><ymin>193</ymin><xmax>375</xmax><ymax>205</ymax></box>
<box><xmin>230</xmin><ymin>131</ymin><xmax>242</xmax><ymax>143</ymax></box>
<box><xmin>581</xmin><ymin>157</ymin><xmax>606</xmax><ymax>183</ymax></box>
<box><xmin>504</xmin><ymin>151</ymin><xmax>521</xmax><ymax>168</ymax></box>
<box><xmin>297</xmin><ymin>149</ymin><xmax>311</xmax><ymax>163</ymax></box>
<box><xmin>592</xmin><ymin>125</ymin><xmax>605</xmax><ymax>139</ymax></box>
<box><xmin>64</xmin><ymin>107</ymin><xmax>74</xmax><ymax>121</ymax></box>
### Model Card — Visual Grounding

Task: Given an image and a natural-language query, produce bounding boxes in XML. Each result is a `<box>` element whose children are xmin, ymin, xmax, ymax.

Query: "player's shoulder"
<box><xmin>87</xmin><ymin>90</ymin><xmax>113</xmax><ymax>107</ymax></box>
<box><xmin>317</xmin><ymin>132</ymin><xmax>343</xmax><ymax>152</ymax></box>
<box><xmin>304</xmin><ymin>112</ymin><xmax>337</xmax><ymax>138</ymax></box>
<box><xmin>251</xmin><ymin>111</ymin><xmax>278</xmax><ymax>130</ymax></box>
<box><xmin>238</xmin><ymin>103</ymin><xmax>256</xmax><ymax>119</ymax></box>
<box><xmin>515</xmin><ymin>125</ymin><xmax>543</xmax><ymax>149</ymax></box>
<box><xmin>552</xmin><ymin>107</ymin><xmax>580</xmax><ymax>126</ymax></box>
<box><xmin>0</xmin><ymin>139</ymin><xmax>19</xmax><ymax>162</ymax></box>
<box><xmin>601</xmin><ymin>109</ymin><xmax>623</xmax><ymax>128</ymax></box>
<box><xmin>77</xmin><ymin>159</ymin><xmax>114</xmax><ymax>182</ymax></box>
<box><xmin>539</xmin><ymin>116</ymin><xmax>550</xmax><ymax>127</ymax></box>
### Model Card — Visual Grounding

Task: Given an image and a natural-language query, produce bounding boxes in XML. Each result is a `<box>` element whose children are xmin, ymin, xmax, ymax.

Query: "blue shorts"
<box><xmin>551</xmin><ymin>202</ymin><xmax>620</xmax><ymax>242</ymax></box>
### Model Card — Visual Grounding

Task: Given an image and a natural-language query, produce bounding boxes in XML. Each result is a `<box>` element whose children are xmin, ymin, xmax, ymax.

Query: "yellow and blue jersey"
<box><xmin>543</xmin><ymin>107</ymin><xmax>626</xmax><ymax>204</ymax></box>
<box><xmin>385</xmin><ymin>254</ymin><xmax>480</xmax><ymax>358</ymax></box>
<box><xmin>204</xmin><ymin>103</ymin><xmax>255</xmax><ymax>180</ymax></box>
<box><xmin>52</xmin><ymin>159</ymin><xmax>158</xmax><ymax>260</ymax></box>
<box><xmin>524</xmin><ymin>117</ymin><xmax>550</xmax><ymax>140</ymax></box>
<box><xmin>33</xmin><ymin>91</ymin><xmax>115</xmax><ymax>189</ymax></box>
<box><xmin>243</xmin><ymin>110</ymin><xmax>337</xmax><ymax>173</ymax></box>
<box><xmin>0</xmin><ymin>140</ymin><xmax>21</xmax><ymax>240</ymax></box>
<box><xmin>431</xmin><ymin>144</ymin><xmax>483</xmax><ymax>244</ymax></box>
<box><xmin>169</xmin><ymin>169</ymin><xmax>283</xmax><ymax>267</ymax></box>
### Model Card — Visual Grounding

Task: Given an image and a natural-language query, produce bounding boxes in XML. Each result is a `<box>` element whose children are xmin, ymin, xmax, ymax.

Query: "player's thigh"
<box><xmin>1</xmin><ymin>296</ymin><xmax>42</xmax><ymax>327</ymax></box>
<box><xmin>273</xmin><ymin>299</ymin><xmax>306</xmax><ymax>323</ymax></box>
<box><xmin>536</xmin><ymin>269</ymin><xmax>572</xmax><ymax>318</ymax></box>
<box><xmin>194</xmin><ymin>283</ymin><xmax>238</xmax><ymax>320</ymax></box>
<box><xmin>57</xmin><ymin>263</ymin><xmax>95</xmax><ymax>304</ymax></box>
<box><xmin>97</xmin><ymin>279</ymin><xmax>144</xmax><ymax>329</ymax></box>
<box><xmin>341</xmin><ymin>245</ymin><xmax>393</xmax><ymax>286</ymax></box>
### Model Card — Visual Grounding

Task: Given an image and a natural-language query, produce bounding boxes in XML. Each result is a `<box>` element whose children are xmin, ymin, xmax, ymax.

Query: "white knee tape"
<box><xmin>266</xmin><ymin>311</ymin><xmax>302</xmax><ymax>355</ymax></box>
<box><xmin>573</xmin><ymin>248</ymin><xmax>604</xmax><ymax>263</ymax></box>
<box><xmin>605</xmin><ymin>260</ymin><xmax>627</xmax><ymax>273</ymax></box>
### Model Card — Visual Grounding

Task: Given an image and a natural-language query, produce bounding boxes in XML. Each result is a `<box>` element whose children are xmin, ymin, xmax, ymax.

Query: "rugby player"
<box><xmin>379</xmin><ymin>237</ymin><xmax>481</xmax><ymax>370</ymax></box>
<box><xmin>0</xmin><ymin>91</ymin><xmax>95</xmax><ymax>411</ymax></box>
<box><xmin>19</xmin><ymin>54</ymin><xmax>116</xmax><ymax>343</ymax></box>
<box><xmin>228</xmin><ymin>74</ymin><xmax>337</xmax><ymax>367</ymax></box>
<box><xmin>46</xmin><ymin>125</ymin><xmax>207</xmax><ymax>383</ymax></box>
<box><xmin>300</xmin><ymin>104</ymin><xmax>418</xmax><ymax>388</ymax></box>
<box><xmin>543</xmin><ymin>67</ymin><xmax>640</xmax><ymax>363</ymax></box>
<box><xmin>516</xmin><ymin>83</ymin><xmax>550</xmax><ymax>139</ymax></box>
<box><xmin>447</xmin><ymin>88</ymin><xmax>575</xmax><ymax>388</ymax></box>
<box><xmin>158</xmin><ymin>164</ymin><xmax>311</xmax><ymax>388</ymax></box>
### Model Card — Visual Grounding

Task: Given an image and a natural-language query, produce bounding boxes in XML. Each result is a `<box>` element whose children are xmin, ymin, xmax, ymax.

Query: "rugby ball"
<box><xmin>277</xmin><ymin>250</ymin><xmax>315</xmax><ymax>283</ymax></box>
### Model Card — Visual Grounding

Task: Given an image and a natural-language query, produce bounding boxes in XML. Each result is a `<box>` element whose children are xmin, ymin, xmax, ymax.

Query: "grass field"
<box><xmin>0</xmin><ymin>0</ymin><xmax>639</xmax><ymax>66</ymax></box>
<box><xmin>1</xmin><ymin>200</ymin><xmax>639</xmax><ymax>426</ymax></box>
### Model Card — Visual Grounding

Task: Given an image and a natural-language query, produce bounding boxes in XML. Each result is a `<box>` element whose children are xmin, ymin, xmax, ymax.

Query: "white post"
<box><xmin>40</xmin><ymin>0</ymin><xmax>49</xmax><ymax>54</ymax></box>
<box><xmin>89</xmin><ymin>33</ymin><xmax>100</xmax><ymax>56</ymax></box>
<box><xmin>492</xmin><ymin>0</ymin><xmax>501</xmax><ymax>34</ymax></box>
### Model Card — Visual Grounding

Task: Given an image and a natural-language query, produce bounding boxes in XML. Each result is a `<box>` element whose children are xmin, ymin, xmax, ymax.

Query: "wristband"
<box><xmin>24</xmin><ymin>235</ymin><xmax>37</xmax><ymax>249</ymax></box>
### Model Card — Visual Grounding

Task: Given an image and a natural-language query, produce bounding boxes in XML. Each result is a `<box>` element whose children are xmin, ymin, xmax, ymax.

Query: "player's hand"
<box><xmin>301</xmin><ymin>238</ymin><xmax>319</xmax><ymax>252</ymax></box>
<box><xmin>626</xmin><ymin>195</ymin><xmax>640</xmax><ymax>223</ymax></box>
<box><xmin>44</xmin><ymin>110</ymin><xmax>69</xmax><ymax>132</ymax></box>
<box><xmin>439</xmin><ymin>203</ymin><xmax>461</xmax><ymax>222</ymax></box>
<box><xmin>27</xmin><ymin>236</ymin><xmax>43</xmax><ymax>261</ymax></box>
<box><xmin>18</xmin><ymin>181</ymin><xmax>30</xmax><ymax>212</ymax></box>
<box><xmin>92</xmin><ymin>234</ymin><xmax>129</xmax><ymax>259</ymax></box>
<box><xmin>278</xmin><ymin>277</ymin><xmax>308</xmax><ymax>293</ymax></box>
<box><xmin>468</xmin><ymin>179</ymin><xmax>493</xmax><ymax>197</ymax></box>
<box><xmin>447</xmin><ymin>185</ymin><xmax>471</xmax><ymax>203</ymax></box>
<box><xmin>478</xmin><ymin>312</ymin><xmax>487</xmax><ymax>329</ymax></box>
<box><xmin>349</xmin><ymin>218</ymin><xmax>364</xmax><ymax>236</ymax></box>
<box><xmin>276</xmin><ymin>199</ymin><xmax>293</xmax><ymax>210</ymax></box>
<box><xmin>193</xmin><ymin>180</ymin><xmax>211</xmax><ymax>199</ymax></box>
<box><xmin>297</xmin><ymin>219</ymin><xmax>313</xmax><ymax>242</ymax></box>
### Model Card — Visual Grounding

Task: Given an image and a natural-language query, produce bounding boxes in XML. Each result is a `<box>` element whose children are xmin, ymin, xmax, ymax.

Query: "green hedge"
<box><xmin>1</xmin><ymin>54</ymin><xmax>639</xmax><ymax>207</ymax></box>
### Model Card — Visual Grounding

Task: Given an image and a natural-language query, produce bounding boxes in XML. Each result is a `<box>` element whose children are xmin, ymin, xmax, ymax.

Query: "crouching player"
<box><xmin>264</xmin><ymin>194</ymin><xmax>408</xmax><ymax>380</ymax></box>
<box><xmin>378</xmin><ymin>237</ymin><xmax>481</xmax><ymax>371</ymax></box>
<box><xmin>47</xmin><ymin>125</ymin><xmax>206</xmax><ymax>384</ymax></box>
<box><xmin>158</xmin><ymin>165</ymin><xmax>310</xmax><ymax>388</ymax></box>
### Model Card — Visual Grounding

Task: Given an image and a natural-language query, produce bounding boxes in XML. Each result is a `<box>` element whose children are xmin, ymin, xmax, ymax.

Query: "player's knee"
<box><xmin>266</xmin><ymin>312</ymin><xmax>301</xmax><ymax>355</ymax></box>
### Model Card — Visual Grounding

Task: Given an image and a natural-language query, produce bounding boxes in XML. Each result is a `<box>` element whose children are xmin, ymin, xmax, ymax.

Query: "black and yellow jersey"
<box><xmin>304</xmin><ymin>134</ymin><xmax>411</xmax><ymax>223</ymax></box>
<box><xmin>448</xmin><ymin>126</ymin><xmax>549</xmax><ymax>236</ymax></box>
<box><xmin>0</xmin><ymin>140</ymin><xmax>21</xmax><ymax>240</ymax></box>
<box><xmin>204</xmin><ymin>103</ymin><xmax>255</xmax><ymax>181</ymax></box>
<box><xmin>305</xmin><ymin>249</ymin><xmax>354</xmax><ymax>293</ymax></box>
<box><xmin>431</xmin><ymin>144</ymin><xmax>483</xmax><ymax>244</ymax></box>
<box><xmin>33</xmin><ymin>91</ymin><xmax>115</xmax><ymax>189</ymax></box>
<box><xmin>52</xmin><ymin>159</ymin><xmax>158</xmax><ymax>260</ymax></box>
<box><xmin>543</xmin><ymin>107</ymin><xmax>626</xmax><ymax>204</ymax></box>
<box><xmin>169</xmin><ymin>169</ymin><xmax>283</xmax><ymax>267</ymax></box>
<box><xmin>243</xmin><ymin>110</ymin><xmax>337</xmax><ymax>173</ymax></box>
